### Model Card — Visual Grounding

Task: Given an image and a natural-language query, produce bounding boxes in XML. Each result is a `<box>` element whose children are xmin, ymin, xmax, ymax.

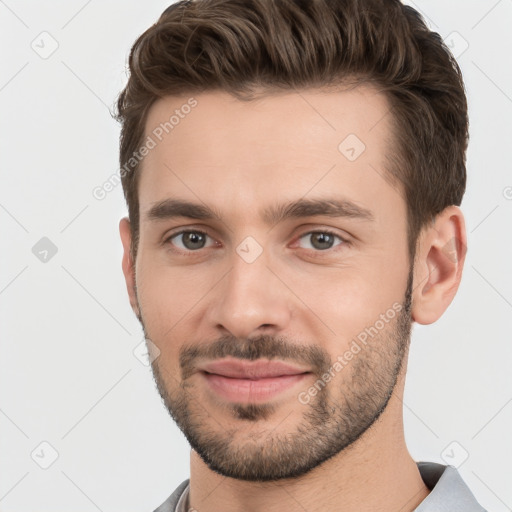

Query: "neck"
<box><xmin>188</xmin><ymin>371</ymin><xmax>430</xmax><ymax>512</ymax></box>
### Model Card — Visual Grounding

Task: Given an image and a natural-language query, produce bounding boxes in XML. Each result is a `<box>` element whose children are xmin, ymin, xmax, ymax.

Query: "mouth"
<box><xmin>198</xmin><ymin>358</ymin><xmax>312</xmax><ymax>403</ymax></box>
<box><xmin>200</xmin><ymin>358</ymin><xmax>311</xmax><ymax>379</ymax></box>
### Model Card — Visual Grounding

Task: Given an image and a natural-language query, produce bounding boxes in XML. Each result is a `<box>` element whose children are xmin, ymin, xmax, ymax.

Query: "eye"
<box><xmin>166</xmin><ymin>230</ymin><xmax>216</xmax><ymax>251</ymax></box>
<box><xmin>297</xmin><ymin>230</ymin><xmax>346</xmax><ymax>251</ymax></box>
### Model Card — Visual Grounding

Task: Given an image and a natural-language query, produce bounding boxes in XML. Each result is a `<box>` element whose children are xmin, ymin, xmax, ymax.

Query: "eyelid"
<box><xmin>165</xmin><ymin>227</ymin><xmax>207</xmax><ymax>239</ymax></box>
<box><xmin>163</xmin><ymin>223</ymin><xmax>214</xmax><ymax>240</ymax></box>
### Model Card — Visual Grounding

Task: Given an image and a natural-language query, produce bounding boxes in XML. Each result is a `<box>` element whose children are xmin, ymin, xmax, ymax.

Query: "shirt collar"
<box><xmin>415</xmin><ymin>461</ymin><xmax>487</xmax><ymax>511</ymax></box>
<box><xmin>169</xmin><ymin>461</ymin><xmax>487</xmax><ymax>512</ymax></box>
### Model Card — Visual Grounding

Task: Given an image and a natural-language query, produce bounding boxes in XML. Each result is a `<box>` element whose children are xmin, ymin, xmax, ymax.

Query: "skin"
<box><xmin>119</xmin><ymin>86</ymin><xmax>467</xmax><ymax>512</ymax></box>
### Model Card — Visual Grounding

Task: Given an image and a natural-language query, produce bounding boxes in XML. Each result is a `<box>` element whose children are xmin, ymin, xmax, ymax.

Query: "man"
<box><xmin>116</xmin><ymin>0</ymin><xmax>486</xmax><ymax>510</ymax></box>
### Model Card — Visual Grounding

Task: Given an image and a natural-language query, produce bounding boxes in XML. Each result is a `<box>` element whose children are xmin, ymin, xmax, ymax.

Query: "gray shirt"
<box><xmin>154</xmin><ymin>461</ymin><xmax>487</xmax><ymax>512</ymax></box>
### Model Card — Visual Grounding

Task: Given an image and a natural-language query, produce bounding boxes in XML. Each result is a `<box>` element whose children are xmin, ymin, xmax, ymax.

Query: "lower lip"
<box><xmin>201</xmin><ymin>372</ymin><xmax>311</xmax><ymax>403</ymax></box>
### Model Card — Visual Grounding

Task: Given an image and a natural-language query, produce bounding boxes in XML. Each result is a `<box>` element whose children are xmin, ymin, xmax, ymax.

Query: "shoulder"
<box><xmin>153</xmin><ymin>479</ymin><xmax>190</xmax><ymax>512</ymax></box>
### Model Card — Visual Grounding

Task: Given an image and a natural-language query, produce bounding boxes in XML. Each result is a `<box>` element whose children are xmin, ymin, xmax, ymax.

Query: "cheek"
<box><xmin>135</xmin><ymin>258</ymin><xmax>216</xmax><ymax>339</ymax></box>
<box><xmin>135</xmin><ymin>261</ymin><xmax>181</xmax><ymax>335</ymax></box>
<box><xmin>286</xmin><ymin>256</ymin><xmax>406</xmax><ymax>340</ymax></box>
<box><xmin>135</xmin><ymin>275</ymin><xmax>184</xmax><ymax>376</ymax></box>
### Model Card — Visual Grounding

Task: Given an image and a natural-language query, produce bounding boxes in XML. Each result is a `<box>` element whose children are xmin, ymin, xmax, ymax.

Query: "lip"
<box><xmin>198</xmin><ymin>358</ymin><xmax>312</xmax><ymax>403</ymax></box>
<box><xmin>200</xmin><ymin>358</ymin><xmax>310</xmax><ymax>379</ymax></box>
<box><xmin>201</xmin><ymin>373</ymin><xmax>311</xmax><ymax>403</ymax></box>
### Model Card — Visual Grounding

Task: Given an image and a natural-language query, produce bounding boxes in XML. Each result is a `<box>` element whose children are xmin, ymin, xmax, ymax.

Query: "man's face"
<box><xmin>128</xmin><ymin>86</ymin><xmax>414</xmax><ymax>481</ymax></box>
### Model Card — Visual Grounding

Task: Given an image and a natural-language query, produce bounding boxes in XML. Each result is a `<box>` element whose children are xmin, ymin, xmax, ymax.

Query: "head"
<box><xmin>117</xmin><ymin>0</ymin><xmax>468</xmax><ymax>481</ymax></box>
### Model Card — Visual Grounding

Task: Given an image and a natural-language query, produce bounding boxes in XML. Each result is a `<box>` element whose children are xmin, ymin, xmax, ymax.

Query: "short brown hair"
<box><xmin>116</xmin><ymin>0</ymin><xmax>469</xmax><ymax>264</ymax></box>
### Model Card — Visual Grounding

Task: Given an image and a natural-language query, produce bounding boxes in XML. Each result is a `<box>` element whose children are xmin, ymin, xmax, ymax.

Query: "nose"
<box><xmin>207</xmin><ymin>248</ymin><xmax>292</xmax><ymax>340</ymax></box>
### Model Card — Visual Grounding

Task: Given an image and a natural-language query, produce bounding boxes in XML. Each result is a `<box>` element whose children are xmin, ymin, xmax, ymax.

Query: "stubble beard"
<box><xmin>140</xmin><ymin>266</ymin><xmax>414</xmax><ymax>482</ymax></box>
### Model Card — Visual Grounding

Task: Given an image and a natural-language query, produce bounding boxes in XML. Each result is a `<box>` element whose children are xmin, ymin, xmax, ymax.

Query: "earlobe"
<box><xmin>119</xmin><ymin>217</ymin><xmax>140</xmax><ymax>318</ymax></box>
<box><xmin>411</xmin><ymin>206</ymin><xmax>467</xmax><ymax>325</ymax></box>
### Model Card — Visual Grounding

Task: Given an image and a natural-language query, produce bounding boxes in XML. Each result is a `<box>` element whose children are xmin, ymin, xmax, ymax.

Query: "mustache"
<box><xmin>179</xmin><ymin>334</ymin><xmax>332</xmax><ymax>380</ymax></box>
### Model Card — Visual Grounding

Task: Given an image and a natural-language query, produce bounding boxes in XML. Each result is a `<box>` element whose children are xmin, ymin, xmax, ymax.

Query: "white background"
<box><xmin>1</xmin><ymin>1</ymin><xmax>511</xmax><ymax>511</ymax></box>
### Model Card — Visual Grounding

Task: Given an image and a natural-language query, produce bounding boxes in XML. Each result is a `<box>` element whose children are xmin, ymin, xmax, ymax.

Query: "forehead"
<box><xmin>138</xmin><ymin>85</ymin><xmax>402</xmax><ymax>224</ymax></box>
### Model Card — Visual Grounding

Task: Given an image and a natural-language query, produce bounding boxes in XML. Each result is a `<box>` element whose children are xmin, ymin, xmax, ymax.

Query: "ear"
<box><xmin>411</xmin><ymin>205</ymin><xmax>467</xmax><ymax>325</ymax></box>
<box><xmin>119</xmin><ymin>217</ymin><xmax>140</xmax><ymax>319</ymax></box>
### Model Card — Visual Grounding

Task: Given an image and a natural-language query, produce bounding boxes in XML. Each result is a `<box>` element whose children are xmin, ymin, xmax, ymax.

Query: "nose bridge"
<box><xmin>210</xmin><ymin>242</ymin><xmax>291</xmax><ymax>337</ymax></box>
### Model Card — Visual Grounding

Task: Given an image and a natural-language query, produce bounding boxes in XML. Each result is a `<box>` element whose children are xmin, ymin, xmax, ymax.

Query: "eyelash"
<box><xmin>163</xmin><ymin>228</ymin><xmax>351</xmax><ymax>255</ymax></box>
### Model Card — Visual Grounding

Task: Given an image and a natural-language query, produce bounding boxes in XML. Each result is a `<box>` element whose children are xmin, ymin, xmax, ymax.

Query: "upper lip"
<box><xmin>199</xmin><ymin>358</ymin><xmax>310</xmax><ymax>379</ymax></box>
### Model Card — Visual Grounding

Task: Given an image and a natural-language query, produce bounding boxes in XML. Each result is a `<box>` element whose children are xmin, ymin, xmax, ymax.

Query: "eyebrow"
<box><xmin>144</xmin><ymin>197</ymin><xmax>375</xmax><ymax>225</ymax></box>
